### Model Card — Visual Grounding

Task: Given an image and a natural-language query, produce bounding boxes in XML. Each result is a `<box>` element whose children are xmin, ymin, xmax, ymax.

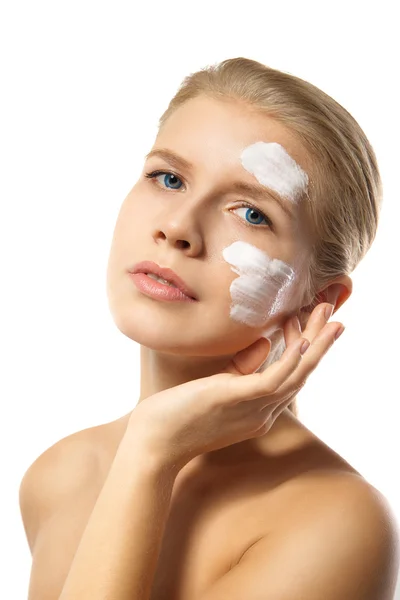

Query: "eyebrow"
<box><xmin>144</xmin><ymin>148</ymin><xmax>297</xmax><ymax>222</ymax></box>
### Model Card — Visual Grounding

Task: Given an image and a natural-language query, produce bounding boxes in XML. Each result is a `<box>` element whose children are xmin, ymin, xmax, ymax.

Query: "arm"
<box><xmin>198</xmin><ymin>479</ymin><xmax>400</xmax><ymax>600</ymax></box>
<box><xmin>58</xmin><ymin>433</ymin><xmax>178</xmax><ymax>600</ymax></box>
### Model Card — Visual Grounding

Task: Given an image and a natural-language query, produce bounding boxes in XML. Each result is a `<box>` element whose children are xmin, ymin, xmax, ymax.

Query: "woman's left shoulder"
<box><xmin>270</xmin><ymin>412</ymin><xmax>396</xmax><ymax>522</ymax></box>
<box><xmin>282</xmin><ymin>458</ymin><xmax>398</xmax><ymax>540</ymax></box>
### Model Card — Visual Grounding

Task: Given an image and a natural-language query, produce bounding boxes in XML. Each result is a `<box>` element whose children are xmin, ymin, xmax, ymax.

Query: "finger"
<box><xmin>251</xmin><ymin>305</ymin><xmax>337</xmax><ymax>411</ymax></box>
<box><xmin>301</xmin><ymin>302</ymin><xmax>335</xmax><ymax>345</ymax></box>
<box><xmin>227</xmin><ymin>336</ymin><xmax>310</xmax><ymax>404</ymax></box>
<box><xmin>283</xmin><ymin>314</ymin><xmax>302</xmax><ymax>348</ymax></box>
<box><xmin>223</xmin><ymin>336</ymin><xmax>272</xmax><ymax>376</ymax></box>
<box><xmin>274</xmin><ymin>321</ymin><xmax>343</xmax><ymax>400</ymax></box>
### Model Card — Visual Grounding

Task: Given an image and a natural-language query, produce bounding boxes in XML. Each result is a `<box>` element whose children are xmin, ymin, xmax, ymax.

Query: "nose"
<box><xmin>151</xmin><ymin>195</ymin><xmax>207</xmax><ymax>254</ymax></box>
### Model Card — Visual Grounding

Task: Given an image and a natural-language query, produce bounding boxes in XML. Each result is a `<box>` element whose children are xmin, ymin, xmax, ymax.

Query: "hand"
<box><xmin>125</xmin><ymin>303</ymin><xmax>344</xmax><ymax>473</ymax></box>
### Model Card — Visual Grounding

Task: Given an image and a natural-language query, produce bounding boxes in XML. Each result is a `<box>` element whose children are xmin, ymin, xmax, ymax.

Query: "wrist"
<box><xmin>115</xmin><ymin>426</ymin><xmax>182</xmax><ymax>480</ymax></box>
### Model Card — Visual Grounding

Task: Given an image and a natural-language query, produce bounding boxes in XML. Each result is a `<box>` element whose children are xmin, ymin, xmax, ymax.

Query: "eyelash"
<box><xmin>144</xmin><ymin>169</ymin><xmax>274</xmax><ymax>230</ymax></box>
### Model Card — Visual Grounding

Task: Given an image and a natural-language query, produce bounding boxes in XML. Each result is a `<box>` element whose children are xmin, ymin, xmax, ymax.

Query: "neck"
<box><xmin>138</xmin><ymin>344</ymin><xmax>237</xmax><ymax>404</ymax></box>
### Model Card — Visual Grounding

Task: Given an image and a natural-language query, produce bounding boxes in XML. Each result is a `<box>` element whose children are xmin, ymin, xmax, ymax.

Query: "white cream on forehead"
<box><xmin>240</xmin><ymin>141</ymin><xmax>308</xmax><ymax>202</ymax></box>
<box><xmin>222</xmin><ymin>241</ymin><xmax>299</xmax><ymax>329</ymax></box>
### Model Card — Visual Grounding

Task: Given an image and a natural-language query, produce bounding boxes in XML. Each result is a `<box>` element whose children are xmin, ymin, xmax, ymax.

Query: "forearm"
<box><xmin>59</xmin><ymin>434</ymin><xmax>178</xmax><ymax>600</ymax></box>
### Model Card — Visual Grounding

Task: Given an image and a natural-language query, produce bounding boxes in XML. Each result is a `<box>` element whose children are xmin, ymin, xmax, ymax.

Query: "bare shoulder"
<box><xmin>267</xmin><ymin>472</ymin><xmax>400</xmax><ymax>592</ymax></box>
<box><xmin>228</xmin><ymin>410</ymin><xmax>399</xmax><ymax>574</ymax></box>
<box><xmin>262</xmin><ymin>414</ymin><xmax>399</xmax><ymax>540</ymax></box>
<box><xmin>18</xmin><ymin>420</ymin><xmax>119</xmax><ymax>600</ymax></box>
<box><xmin>200</xmin><ymin>471</ymin><xmax>400</xmax><ymax>600</ymax></box>
<box><xmin>19</xmin><ymin>413</ymin><xmax>129</xmax><ymax>549</ymax></box>
<box><xmin>277</xmin><ymin>468</ymin><xmax>399</xmax><ymax>528</ymax></box>
<box><xmin>19</xmin><ymin>424</ymin><xmax>102</xmax><ymax>554</ymax></box>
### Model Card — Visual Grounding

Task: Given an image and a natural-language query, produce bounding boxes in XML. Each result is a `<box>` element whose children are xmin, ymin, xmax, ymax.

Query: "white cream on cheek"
<box><xmin>222</xmin><ymin>241</ymin><xmax>297</xmax><ymax>328</ymax></box>
<box><xmin>240</xmin><ymin>141</ymin><xmax>308</xmax><ymax>202</ymax></box>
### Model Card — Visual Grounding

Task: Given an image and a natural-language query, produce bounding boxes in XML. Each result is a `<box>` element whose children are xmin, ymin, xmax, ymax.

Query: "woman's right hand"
<box><xmin>123</xmin><ymin>302</ymin><xmax>343</xmax><ymax>473</ymax></box>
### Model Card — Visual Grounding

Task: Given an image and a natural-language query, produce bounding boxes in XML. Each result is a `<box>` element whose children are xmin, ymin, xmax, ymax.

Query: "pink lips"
<box><xmin>130</xmin><ymin>260</ymin><xmax>197</xmax><ymax>300</ymax></box>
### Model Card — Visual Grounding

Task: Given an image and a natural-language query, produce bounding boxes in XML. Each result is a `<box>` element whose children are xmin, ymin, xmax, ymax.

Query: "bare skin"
<box><xmin>35</xmin><ymin>406</ymin><xmax>362</xmax><ymax>600</ymax></box>
<box><xmin>21</xmin><ymin>96</ymin><xmax>376</xmax><ymax>599</ymax></box>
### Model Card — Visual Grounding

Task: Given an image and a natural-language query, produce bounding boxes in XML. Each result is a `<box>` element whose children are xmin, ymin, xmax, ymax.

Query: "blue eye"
<box><xmin>145</xmin><ymin>170</ymin><xmax>183</xmax><ymax>190</ymax></box>
<box><xmin>232</xmin><ymin>206</ymin><xmax>272</xmax><ymax>229</ymax></box>
<box><xmin>144</xmin><ymin>169</ymin><xmax>273</xmax><ymax>230</ymax></box>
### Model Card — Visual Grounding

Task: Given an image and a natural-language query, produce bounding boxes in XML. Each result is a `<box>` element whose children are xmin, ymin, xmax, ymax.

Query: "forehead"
<box><xmin>156</xmin><ymin>95</ymin><xmax>310</xmax><ymax>177</ymax></box>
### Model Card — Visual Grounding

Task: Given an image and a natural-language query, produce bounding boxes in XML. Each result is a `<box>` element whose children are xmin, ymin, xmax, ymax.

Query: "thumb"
<box><xmin>222</xmin><ymin>337</ymin><xmax>272</xmax><ymax>376</ymax></box>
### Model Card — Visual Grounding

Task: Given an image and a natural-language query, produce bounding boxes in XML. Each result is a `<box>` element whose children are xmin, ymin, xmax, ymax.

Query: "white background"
<box><xmin>1</xmin><ymin>1</ymin><xmax>399</xmax><ymax>597</ymax></box>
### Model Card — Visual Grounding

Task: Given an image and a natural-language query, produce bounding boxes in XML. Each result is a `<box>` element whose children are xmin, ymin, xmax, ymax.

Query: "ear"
<box><xmin>298</xmin><ymin>275</ymin><xmax>353</xmax><ymax>328</ymax></box>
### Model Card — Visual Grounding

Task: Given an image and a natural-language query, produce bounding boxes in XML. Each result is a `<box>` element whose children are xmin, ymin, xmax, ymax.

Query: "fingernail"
<box><xmin>300</xmin><ymin>339</ymin><xmax>311</xmax><ymax>355</ymax></box>
<box><xmin>334</xmin><ymin>325</ymin><xmax>345</xmax><ymax>340</ymax></box>
<box><xmin>325</xmin><ymin>304</ymin><xmax>334</xmax><ymax>321</ymax></box>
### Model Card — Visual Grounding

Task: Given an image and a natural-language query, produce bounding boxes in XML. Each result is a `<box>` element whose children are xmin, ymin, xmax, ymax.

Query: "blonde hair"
<box><xmin>156</xmin><ymin>57</ymin><xmax>383</xmax><ymax>418</ymax></box>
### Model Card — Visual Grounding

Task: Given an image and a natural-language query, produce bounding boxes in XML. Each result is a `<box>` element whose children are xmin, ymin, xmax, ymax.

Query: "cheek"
<box><xmin>222</xmin><ymin>241</ymin><xmax>299</xmax><ymax>328</ymax></box>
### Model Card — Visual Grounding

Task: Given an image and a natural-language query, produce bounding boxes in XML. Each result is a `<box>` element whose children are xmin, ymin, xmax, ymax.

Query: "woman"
<box><xmin>19</xmin><ymin>58</ymin><xmax>399</xmax><ymax>599</ymax></box>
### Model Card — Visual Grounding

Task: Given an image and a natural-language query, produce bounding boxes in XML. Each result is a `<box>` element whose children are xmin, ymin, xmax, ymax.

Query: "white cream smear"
<box><xmin>240</xmin><ymin>141</ymin><xmax>308</xmax><ymax>202</ymax></box>
<box><xmin>222</xmin><ymin>142</ymin><xmax>309</xmax><ymax>328</ymax></box>
<box><xmin>222</xmin><ymin>241</ymin><xmax>297</xmax><ymax>328</ymax></box>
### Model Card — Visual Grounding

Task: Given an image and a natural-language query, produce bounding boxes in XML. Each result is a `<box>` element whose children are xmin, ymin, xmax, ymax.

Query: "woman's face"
<box><xmin>106</xmin><ymin>95</ymin><xmax>312</xmax><ymax>356</ymax></box>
